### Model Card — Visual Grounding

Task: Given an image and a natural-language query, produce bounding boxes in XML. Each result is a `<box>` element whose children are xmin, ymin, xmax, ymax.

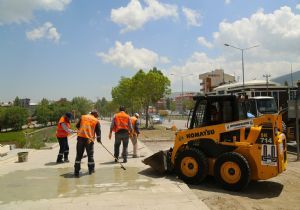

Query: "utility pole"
<box><xmin>291</xmin><ymin>64</ymin><xmax>294</xmax><ymax>87</ymax></box>
<box><xmin>263</xmin><ymin>74</ymin><xmax>271</xmax><ymax>96</ymax></box>
<box><xmin>296</xmin><ymin>81</ymin><xmax>300</xmax><ymax>160</ymax></box>
<box><xmin>170</xmin><ymin>73</ymin><xmax>193</xmax><ymax>114</ymax></box>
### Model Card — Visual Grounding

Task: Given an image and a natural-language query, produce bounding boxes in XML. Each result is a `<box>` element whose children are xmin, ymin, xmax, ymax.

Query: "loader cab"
<box><xmin>189</xmin><ymin>95</ymin><xmax>247</xmax><ymax>129</ymax></box>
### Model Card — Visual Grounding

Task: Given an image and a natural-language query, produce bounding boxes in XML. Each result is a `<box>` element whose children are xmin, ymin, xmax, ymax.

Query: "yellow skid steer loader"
<box><xmin>143</xmin><ymin>95</ymin><xmax>287</xmax><ymax>191</ymax></box>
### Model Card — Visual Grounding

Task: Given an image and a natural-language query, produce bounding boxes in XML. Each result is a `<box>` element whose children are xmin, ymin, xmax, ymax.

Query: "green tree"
<box><xmin>106</xmin><ymin>101</ymin><xmax>119</xmax><ymax>119</ymax></box>
<box><xmin>170</xmin><ymin>100</ymin><xmax>176</xmax><ymax>112</ymax></box>
<box><xmin>112</xmin><ymin>77</ymin><xmax>135</xmax><ymax>113</ymax></box>
<box><xmin>50</xmin><ymin>99</ymin><xmax>72</xmax><ymax>124</ymax></box>
<box><xmin>0</xmin><ymin>107</ymin><xmax>5</xmax><ymax>131</ymax></box>
<box><xmin>13</xmin><ymin>96</ymin><xmax>21</xmax><ymax>106</ymax></box>
<box><xmin>71</xmin><ymin>97</ymin><xmax>93</xmax><ymax>117</ymax></box>
<box><xmin>182</xmin><ymin>99</ymin><xmax>194</xmax><ymax>112</ymax></box>
<box><xmin>111</xmin><ymin>68</ymin><xmax>170</xmax><ymax>127</ymax></box>
<box><xmin>166</xmin><ymin>98</ymin><xmax>171</xmax><ymax>110</ymax></box>
<box><xmin>95</xmin><ymin>97</ymin><xmax>109</xmax><ymax>117</ymax></box>
<box><xmin>35</xmin><ymin>98</ymin><xmax>52</xmax><ymax>126</ymax></box>
<box><xmin>5</xmin><ymin>106</ymin><xmax>28</xmax><ymax>130</ymax></box>
<box><xmin>138</xmin><ymin>68</ymin><xmax>170</xmax><ymax>127</ymax></box>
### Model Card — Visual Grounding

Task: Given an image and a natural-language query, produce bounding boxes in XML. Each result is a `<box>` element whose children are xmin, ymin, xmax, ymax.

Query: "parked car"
<box><xmin>151</xmin><ymin>114</ymin><xmax>163</xmax><ymax>124</ymax></box>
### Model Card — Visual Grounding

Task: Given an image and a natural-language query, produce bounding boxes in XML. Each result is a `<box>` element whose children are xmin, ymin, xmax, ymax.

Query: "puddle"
<box><xmin>0</xmin><ymin>167</ymin><xmax>154</xmax><ymax>204</ymax></box>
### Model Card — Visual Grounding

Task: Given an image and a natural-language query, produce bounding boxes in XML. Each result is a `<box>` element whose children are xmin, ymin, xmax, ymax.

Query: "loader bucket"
<box><xmin>142</xmin><ymin>150</ymin><xmax>169</xmax><ymax>174</ymax></box>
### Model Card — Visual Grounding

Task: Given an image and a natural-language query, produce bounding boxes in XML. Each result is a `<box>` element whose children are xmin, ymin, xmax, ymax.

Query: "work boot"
<box><xmin>123</xmin><ymin>159</ymin><xmax>127</xmax><ymax>163</ymax></box>
<box><xmin>56</xmin><ymin>154</ymin><xmax>63</xmax><ymax>164</ymax></box>
<box><xmin>89</xmin><ymin>169</ymin><xmax>95</xmax><ymax>175</ymax></box>
<box><xmin>64</xmin><ymin>153</ymin><xmax>69</xmax><ymax>162</ymax></box>
<box><xmin>132</xmin><ymin>154</ymin><xmax>138</xmax><ymax>158</ymax></box>
<box><xmin>114</xmin><ymin>158</ymin><xmax>119</xmax><ymax>163</ymax></box>
<box><xmin>74</xmin><ymin>171</ymin><xmax>79</xmax><ymax>178</ymax></box>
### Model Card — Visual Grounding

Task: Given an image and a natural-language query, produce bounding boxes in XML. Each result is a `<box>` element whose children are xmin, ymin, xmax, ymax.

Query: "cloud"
<box><xmin>169</xmin><ymin>6</ymin><xmax>300</xmax><ymax>92</ymax></box>
<box><xmin>225</xmin><ymin>0</ymin><xmax>231</xmax><ymax>5</ymax></box>
<box><xmin>214</xmin><ymin>6</ymin><xmax>300</xmax><ymax>57</ymax></box>
<box><xmin>197</xmin><ymin>36</ymin><xmax>213</xmax><ymax>48</ymax></box>
<box><xmin>26</xmin><ymin>22</ymin><xmax>60</xmax><ymax>42</ymax></box>
<box><xmin>182</xmin><ymin>7</ymin><xmax>202</xmax><ymax>27</ymax></box>
<box><xmin>297</xmin><ymin>4</ymin><xmax>300</xmax><ymax>10</ymax></box>
<box><xmin>96</xmin><ymin>41</ymin><xmax>170</xmax><ymax>70</ymax></box>
<box><xmin>111</xmin><ymin>0</ymin><xmax>178</xmax><ymax>33</ymax></box>
<box><xmin>0</xmin><ymin>0</ymin><xmax>71</xmax><ymax>25</ymax></box>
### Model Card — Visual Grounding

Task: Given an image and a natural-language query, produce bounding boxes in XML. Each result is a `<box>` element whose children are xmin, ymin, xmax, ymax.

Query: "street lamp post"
<box><xmin>263</xmin><ymin>74</ymin><xmax>271</xmax><ymax>96</ymax></box>
<box><xmin>170</xmin><ymin>73</ymin><xmax>193</xmax><ymax>113</ymax></box>
<box><xmin>224</xmin><ymin>43</ymin><xmax>259</xmax><ymax>95</ymax></box>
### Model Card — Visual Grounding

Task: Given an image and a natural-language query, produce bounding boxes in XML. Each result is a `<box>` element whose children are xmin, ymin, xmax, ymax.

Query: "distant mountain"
<box><xmin>272</xmin><ymin>70</ymin><xmax>300</xmax><ymax>86</ymax></box>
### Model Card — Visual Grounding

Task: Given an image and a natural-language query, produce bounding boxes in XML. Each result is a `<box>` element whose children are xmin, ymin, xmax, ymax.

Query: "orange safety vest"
<box><xmin>131</xmin><ymin>116</ymin><xmax>137</xmax><ymax>135</ymax></box>
<box><xmin>77</xmin><ymin>114</ymin><xmax>99</xmax><ymax>141</ymax></box>
<box><xmin>56</xmin><ymin>116</ymin><xmax>71</xmax><ymax>138</ymax></box>
<box><xmin>113</xmin><ymin>111</ymin><xmax>130</xmax><ymax>132</ymax></box>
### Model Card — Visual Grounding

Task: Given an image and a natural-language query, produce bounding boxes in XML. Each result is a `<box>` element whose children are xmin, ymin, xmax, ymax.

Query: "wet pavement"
<box><xmin>0</xmin><ymin>167</ymin><xmax>154</xmax><ymax>204</ymax></box>
<box><xmin>0</xmin><ymin>121</ymin><xmax>209</xmax><ymax>210</ymax></box>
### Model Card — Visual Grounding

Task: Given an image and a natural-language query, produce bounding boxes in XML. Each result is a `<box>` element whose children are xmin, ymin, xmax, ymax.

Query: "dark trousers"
<box><xmin>114</xmin><ymin>131</ymin><xmax>129</xmax><ymax>161</ymax></box>
<box><xmin>74</xmin><ymin>137</ymin><xmax>95</xmax><ymax>173</ymax></box>
<box><xmin>57</xmin><ymin>137</ymin><xmax>69</xmax><ymax>161</ymax></box>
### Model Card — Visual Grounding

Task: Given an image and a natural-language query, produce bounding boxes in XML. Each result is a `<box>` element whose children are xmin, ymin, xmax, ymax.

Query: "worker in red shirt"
<box><xmin>109</xmin><ymin>106</ymin><xmax>132</xmax><ymax>163</ymax></box>
<box><xmin>55</xmin><ymin>112</ymin><xmax>75</xmax><ymax>163</ymax></box>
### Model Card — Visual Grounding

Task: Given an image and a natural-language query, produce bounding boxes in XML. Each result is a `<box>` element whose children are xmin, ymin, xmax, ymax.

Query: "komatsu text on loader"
<box><xmin>143</xmin><ymin>95</ymin><xmax>287</xmax><ymax>191</ymax></box>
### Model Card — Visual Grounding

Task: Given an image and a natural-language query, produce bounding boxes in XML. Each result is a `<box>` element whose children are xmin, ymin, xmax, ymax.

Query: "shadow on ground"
<box><xmin>61</xmin><ymin>171</ymin><xmax>90</xmax><ymax>178</ymax></box>
<box><xmin>189</xmin><ymin>176</ymin><xmax>283</xmax><ymax>199</ymax></box>
<box><xmin>44</xmin><ymin>162</ymin><xmax>58</xmax><ymax>166</ymax></box>
<box><xmin>139</xmin><ymin>167</ymin><xmax>283</xmax><ymax>199</ymax></box>
<box><xmin>138</xmin><ymin>167</ymin><xmax>177</xmax><ymax>181</ymax></box>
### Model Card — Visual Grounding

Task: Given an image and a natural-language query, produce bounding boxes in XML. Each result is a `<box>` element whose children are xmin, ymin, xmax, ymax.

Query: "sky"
<box><xmin>1</xmin><ymin>0</ymin><xmax>300</xmax><ymax>103</ymax></box>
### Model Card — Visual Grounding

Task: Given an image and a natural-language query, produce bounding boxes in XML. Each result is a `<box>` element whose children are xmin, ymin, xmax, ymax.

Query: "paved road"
<box><xmin>161</xmin><ymin>119</ymin><xmax>187</xmax><ymax>130</ymax></box>
<box><xmin>0</xmin><ymin>120</ymin><xmax>209</xmax><ymax>210</ymax></box>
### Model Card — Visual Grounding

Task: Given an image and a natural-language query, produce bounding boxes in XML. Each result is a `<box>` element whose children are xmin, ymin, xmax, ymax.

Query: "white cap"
<box><xmin>134</xmin><ymin>113</ymin><xmax>139</xmax><ymax>117</ymax></box>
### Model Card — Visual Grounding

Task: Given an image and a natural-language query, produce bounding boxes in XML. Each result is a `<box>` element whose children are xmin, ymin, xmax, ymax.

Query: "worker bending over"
<box><xmin>56</xmin><ymin>112</ymin><xmax>75</xmax><ymax>163</ymax></box>
<box><xmin>74</xmin><ymin>110</ymin><xmax>101</xmax><ymax>177</ymax></box>
<box><xmin>109</xmin><ymin>106</ymin><xmax>132</xmax><ymax>163</ymax></box>
<box><xmin>130</xmin><ymin>113</ymin><xmax>140</xmax><ymax>158</ymax></box>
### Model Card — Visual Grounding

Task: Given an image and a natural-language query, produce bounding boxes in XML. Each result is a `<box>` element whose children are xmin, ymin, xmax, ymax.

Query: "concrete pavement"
<box><xmin>0</xmin><ymin>120</ymin><xmax>209</xmax><ymax>210</ymax></box>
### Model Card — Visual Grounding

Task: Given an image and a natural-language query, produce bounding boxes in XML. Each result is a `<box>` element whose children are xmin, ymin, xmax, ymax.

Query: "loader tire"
<box><xmin>175</xmin><ymin>148</ymin><xmax>208</xmax><ymax>185</ymax></box>
<box><xmin>214</xmin><ymin>152</ymin><xmax>250</xmax><ymax>191</ymax></box>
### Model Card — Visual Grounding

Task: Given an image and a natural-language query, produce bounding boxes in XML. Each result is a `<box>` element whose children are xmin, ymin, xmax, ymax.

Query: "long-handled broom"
<box><xmin>98</xmin><ymin>142</ymin><xmax>126</xmax><ymax>170</ymax></box>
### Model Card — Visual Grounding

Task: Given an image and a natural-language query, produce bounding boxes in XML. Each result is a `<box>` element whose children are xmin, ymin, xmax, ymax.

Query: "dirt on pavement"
<box><xmin>141</xmin><ymin>129</ymin><xmax>300</xmax><ymax>210</ymax></box>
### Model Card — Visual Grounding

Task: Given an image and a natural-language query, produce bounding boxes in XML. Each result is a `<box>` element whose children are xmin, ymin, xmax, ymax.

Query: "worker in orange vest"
<box><xmin>56</xmin><ymin>112</ymin><xmax>75</xmax><ymax>164</ymax></box>
<box><xmin>109</xmin><ymin>106</ymin><xmax>132</xmax><ymax>163</ymax></box>
<box><xmin>74</xmin><ymin>110</ymin><xmax>101</xmax><ymax>177</ymax></box>
<box><xmin>130</xmin><ymin>113</ymin><xmax>140</xmax><ymax>158</ymax></box>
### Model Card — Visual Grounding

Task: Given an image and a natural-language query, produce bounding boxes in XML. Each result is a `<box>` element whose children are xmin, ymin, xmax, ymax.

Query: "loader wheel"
<box><xmin>175</xmin><ymin>148</ymin><xmax>208</xmax><ymax>185</ymax></box>
<box><xmin>214</xmin><ymin>152</ymin><xmax>250</xmax><ymax>191</ymax></box>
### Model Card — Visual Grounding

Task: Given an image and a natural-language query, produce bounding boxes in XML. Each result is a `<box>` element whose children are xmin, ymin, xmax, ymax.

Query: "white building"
<box><xmin>213</xmin><ymin>80</ymin><xmax>289</xmax><ymax>108</ymax></box>
<box><xmin>199</xmin><ymin>69</ymin><xmax>235</xmax><ymax>93</ymax></box>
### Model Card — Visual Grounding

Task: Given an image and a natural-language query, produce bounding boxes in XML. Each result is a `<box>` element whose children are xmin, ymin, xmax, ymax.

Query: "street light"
<box><xmin>170</xmin><ymin>73</ymin><xmax>194</xmax><ymax>113</ymax></box>
<box><xmin>224</xmin><ymin>43</ymin><xmax>259</xmax><ymax>95</ymax></box>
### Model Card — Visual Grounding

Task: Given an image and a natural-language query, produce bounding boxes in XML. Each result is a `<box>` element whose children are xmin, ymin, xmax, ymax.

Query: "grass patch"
<box><xmin>0</xmin><ymin>123</ymin><xmax>76</xmax><ymax>149</ymax></box>
<box><xmin>139</xmin><ymin>125</ymin><xmax>175</xmax><ymax>141</ymax></box>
